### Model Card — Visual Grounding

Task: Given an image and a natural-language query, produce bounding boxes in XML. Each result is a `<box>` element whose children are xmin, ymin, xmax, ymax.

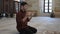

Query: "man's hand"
<box><xmin>22</xmin><ymin>12</ymin><xmax>33</xmax><ymax>22</ymax></box>
<box><xmin>26</xmin><ymin>12</ymin><xmax>33</xmax><ymax>20</ymax></box>
<box><xmin>27</xmin><ymin>16</ymin><xmax>32</xmax><ymax>20</ymax></box>
<box><xmin>23</xmin><ymin>16</ymin><xmax>27</xmax><ymax>22</ymax></box>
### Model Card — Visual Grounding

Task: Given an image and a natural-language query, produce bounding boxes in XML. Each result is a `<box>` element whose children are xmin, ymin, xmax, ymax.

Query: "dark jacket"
<box><xmin>16</xmin><ymin>10</ymin><xmax>30</xmax><ymax>31</ymax></box>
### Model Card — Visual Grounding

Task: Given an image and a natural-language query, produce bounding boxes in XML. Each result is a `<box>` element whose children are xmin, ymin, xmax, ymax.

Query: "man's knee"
<box><xmin>33</xmin><ymin>28</ymin><xmax>37</xmax><ymax>33</ymax></box>
<box><xmin>28</xmin><ymin>26</ymin><xmax>37</xmax><ymax>33</ymax></box>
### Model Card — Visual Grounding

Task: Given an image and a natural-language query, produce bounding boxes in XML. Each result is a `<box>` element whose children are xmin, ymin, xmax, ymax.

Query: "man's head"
<box><xmin>20</xmin><ymin>2</ymin><xmax>28</xmax><ymax>11</ymax></box>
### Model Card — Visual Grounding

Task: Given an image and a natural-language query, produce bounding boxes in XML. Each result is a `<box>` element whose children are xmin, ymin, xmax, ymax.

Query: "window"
<box><xmin>44</xmin><ymin>0</ymin><xmax>52</xmax><ymax>13</ymax></box>
<box><xmin>14</xmin><ymin>0</ymin><xmax>25</xmax><ymax>13</ymax></box>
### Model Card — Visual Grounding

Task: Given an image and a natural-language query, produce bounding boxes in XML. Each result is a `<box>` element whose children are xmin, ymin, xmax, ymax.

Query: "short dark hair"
<box><xmin>20</xmin><ymin>1</ymin><xmax>28</xmax><ymax>6</ymax></box>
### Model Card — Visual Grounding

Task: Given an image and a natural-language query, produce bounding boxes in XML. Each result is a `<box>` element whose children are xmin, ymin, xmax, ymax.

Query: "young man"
<box><xmin>16</xmin><ymin>1</ymin><xmax>37</xmax><ymax>34</ymax></box>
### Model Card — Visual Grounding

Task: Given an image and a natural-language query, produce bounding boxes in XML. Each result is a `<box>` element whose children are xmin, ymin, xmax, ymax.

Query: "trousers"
<box><xmin>19</xmin><ymin>26</ymin><xmax>37</xmax><ymax>34</ymax></box>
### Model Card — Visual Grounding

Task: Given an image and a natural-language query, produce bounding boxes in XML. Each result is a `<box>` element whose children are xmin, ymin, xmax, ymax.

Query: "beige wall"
<box><xmin>25</xmin><ymin>0</ymin><xmax>40</xmax><ymax>16</ymax></box>
<box><xmin>25</xmin><ymin>0</ymin><xmax>51</xmax><ymax>16</ymax></box>
<box><xmin>53</xmin><ymin>0</ymin><xmax>60</xmax><ymax>12</ymax></box>
<box><xmin>25</xmin><ymin>0</ymin><xmax>60</xmax><ymax>17</ymax></box>
<box><xmin>53</xmin><ymin>0</ymin><xmax>60</xmax><ymax>17</ymax></box>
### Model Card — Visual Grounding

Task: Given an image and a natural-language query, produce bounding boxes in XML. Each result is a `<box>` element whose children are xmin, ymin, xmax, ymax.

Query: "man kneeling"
<box><xmin>16</xmin><ymin>1</ymin><xmax>37</xmax><ymax>34</ymax></box>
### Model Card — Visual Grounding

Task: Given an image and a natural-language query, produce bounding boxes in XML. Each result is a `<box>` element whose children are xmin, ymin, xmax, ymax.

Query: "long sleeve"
<box><xmin>16</xmin><ymin>11</ymin><xmax>30</xmax><ymax>30</ymax></box>
<box><xmin>16</xmin><ymin>12</ymin><xmax>23</xmax><ymax>23</ymax></box>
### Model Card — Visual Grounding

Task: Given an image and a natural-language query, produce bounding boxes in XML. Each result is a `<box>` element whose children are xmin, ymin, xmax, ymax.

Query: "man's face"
<box><xmin>21</xmin><ymin>5</ymin><xmax>28</xmax><ymax>11</ymax></box>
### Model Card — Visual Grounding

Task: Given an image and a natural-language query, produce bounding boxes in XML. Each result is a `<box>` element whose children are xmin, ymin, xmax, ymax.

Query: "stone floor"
<box><xmin>0</xmin><ymin>17</ymin><xmax>60</xmax><ymax>34</ymax></box>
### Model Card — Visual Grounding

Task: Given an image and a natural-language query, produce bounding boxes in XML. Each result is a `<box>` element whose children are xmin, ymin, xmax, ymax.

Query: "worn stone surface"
<box><xmin>0</xmin><ymin>17</ymin><xmax>60</xmax><ymax>34</ymax></box>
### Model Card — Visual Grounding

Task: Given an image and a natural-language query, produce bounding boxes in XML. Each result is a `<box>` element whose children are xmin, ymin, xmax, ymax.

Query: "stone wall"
<box><xmin>53</xmin><ymin>0</ymin><xmax>60</xmax><ymax>17</ymax></box>
<box><xmin>25</xmin><ymin>0</ymin><xmax>40</xmax><ymax>16</ymax></box>
<box><xmin>53</xmin><ymin>0</ymin><xmax>60</xmax><ymax>12</ymax></box>
<box><xmin>25</xmin><ymin>0</ymin><xmax>60</xmax><ymax>17</ymax></box>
